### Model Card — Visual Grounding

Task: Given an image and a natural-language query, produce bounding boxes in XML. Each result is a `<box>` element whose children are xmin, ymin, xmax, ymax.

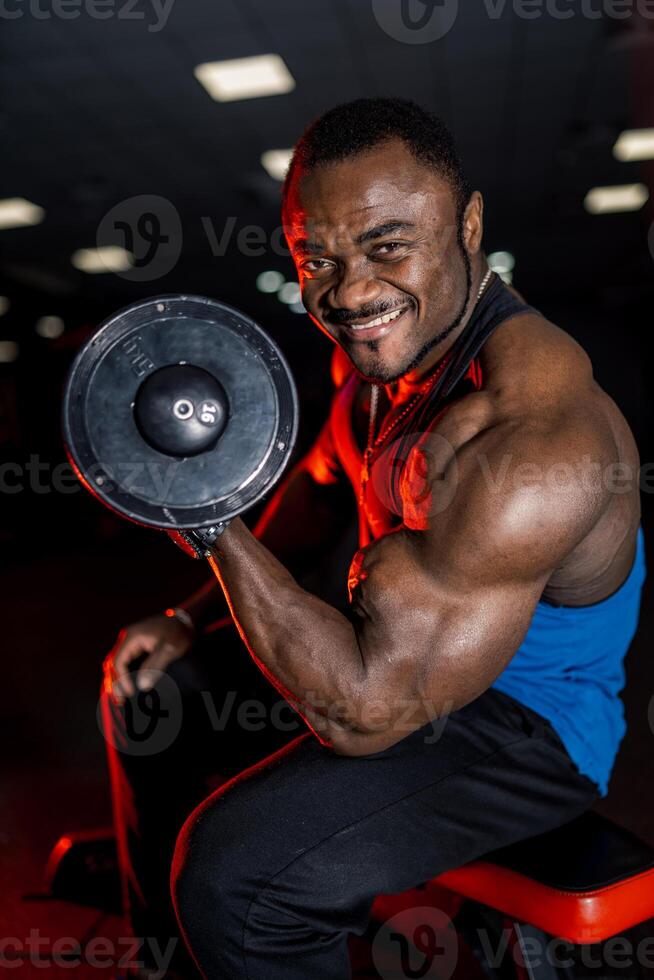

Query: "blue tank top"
<box><xmin>492</xmin><ymin>527</ymin><xmax>646</xmax><ymax>796</ymax></box>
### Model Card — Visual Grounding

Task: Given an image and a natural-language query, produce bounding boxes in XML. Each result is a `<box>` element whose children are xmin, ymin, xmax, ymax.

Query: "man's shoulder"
<box><xmin>470</xmin><ymin>308</ymin><xmax>621</xmax><ymax>453</ymax></box>
<box><xmin>434</xmin><ymin>312</ymin><xmax>602</xmax><ymax>459</ymax></box>
<box><xmin>412</xmin><ymin>405</ymin><xmax>613</xmax><ymax>589</ymax></box>
<box><xmin>458</xmin><ymin>334</ymin><xmax>615</xmax><ymax>527</ymax></box>
<box><xmin>421</xmin><ymin>317</ymin><xmax>620</xmax><ymax>574</ymax></box>
<box><xmin>480</xmin><ymin>308</ymin><xmax>594</xmax><ymax>410</ymax></box>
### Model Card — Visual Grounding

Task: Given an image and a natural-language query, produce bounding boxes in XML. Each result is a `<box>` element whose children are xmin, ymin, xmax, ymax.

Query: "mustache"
<box><xmin>324</xmin><ymin>298</ymin><xmax>414</xmax><ymax>326</ymax></box>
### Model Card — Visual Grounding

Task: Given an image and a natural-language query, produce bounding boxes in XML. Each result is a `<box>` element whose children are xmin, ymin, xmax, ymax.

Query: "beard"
<box><xmin>359</xmin><ymin>239</ymin><xmax>473</xmax><ymax>386</ymax></box>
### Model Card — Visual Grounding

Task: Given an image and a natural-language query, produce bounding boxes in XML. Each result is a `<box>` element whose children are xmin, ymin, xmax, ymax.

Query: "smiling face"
<box><xmin>285</xmin><ymin>139</ymin><xmax>483</xmax><ymax>384</ymax></box>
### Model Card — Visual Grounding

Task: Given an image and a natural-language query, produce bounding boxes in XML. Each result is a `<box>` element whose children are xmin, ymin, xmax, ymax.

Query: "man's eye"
<box><xmin>373</xmin><ymin>241</ymin><xmax>407</xmax><ymax>256</ymax></box>
<box><xmin>302</xmin><ymin>259</ymin><xmax>333</xmax><ymax>275</ymax></box>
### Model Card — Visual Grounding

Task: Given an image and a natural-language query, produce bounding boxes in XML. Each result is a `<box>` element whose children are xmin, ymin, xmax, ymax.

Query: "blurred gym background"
<box><xmin>1</xmin><ymin>1</ymin><xmax>653</xmax><ymax>975</ymax></box>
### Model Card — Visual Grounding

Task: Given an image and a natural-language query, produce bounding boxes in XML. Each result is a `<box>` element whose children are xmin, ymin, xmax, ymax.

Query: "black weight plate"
<box><xmin>63</xmin><ymin>295</ymin><xmax>298</xmax><ymax>529</ymax></box>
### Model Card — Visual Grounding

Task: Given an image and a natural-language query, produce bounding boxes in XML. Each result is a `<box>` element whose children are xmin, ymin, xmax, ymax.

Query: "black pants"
<box><xmin>103</xmin><ymin>621</ymin><xmax>600</xmax><ymax>979</ymax></box>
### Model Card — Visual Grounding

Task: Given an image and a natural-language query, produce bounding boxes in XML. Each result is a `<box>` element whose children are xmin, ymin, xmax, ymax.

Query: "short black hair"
<box><xmin>282</xmin><ymin>96</ymin><xmax>471</xmax><ymax>220</ymax></box>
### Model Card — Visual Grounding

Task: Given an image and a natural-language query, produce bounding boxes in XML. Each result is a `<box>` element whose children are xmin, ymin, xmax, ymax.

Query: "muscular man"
<box><xmin>103</xmin><ymin>98</ymin><xmax>645</xmax><ymax>979</ymax></box>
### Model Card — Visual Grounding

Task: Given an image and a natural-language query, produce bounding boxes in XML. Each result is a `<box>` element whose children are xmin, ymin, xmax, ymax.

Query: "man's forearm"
<box><xmin>207</xmin><ymin>517</ymin><xmax>371</xmax><ymax>748</ymax></box>
<box><xmin>177</xmin><ymin>576</ymin><xmax>228</xmax><ymax>627</ymax></box>
<box><xmin>206</xmin><ymin>519</ymin><xmax>482</xmax><ymax>756</ymax></box>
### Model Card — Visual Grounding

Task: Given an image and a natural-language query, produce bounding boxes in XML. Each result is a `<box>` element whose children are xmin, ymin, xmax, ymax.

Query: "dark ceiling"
<box><xmin>0</xmin><ymin>0</ymin><xmax>653</xmax><ymax>407</ymax></box>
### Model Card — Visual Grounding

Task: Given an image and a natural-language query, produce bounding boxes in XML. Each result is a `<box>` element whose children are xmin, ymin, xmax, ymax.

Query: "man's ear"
<box><xmin>462</xmin><ymin>191</ymin><xmax>484</xmax><ymax>255</ymax></box>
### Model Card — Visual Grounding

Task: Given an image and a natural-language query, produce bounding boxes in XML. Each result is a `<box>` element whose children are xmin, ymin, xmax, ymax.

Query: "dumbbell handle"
<box><xmin>167</xmin><ymin>523</ymin><xmax>230</xmax><ymax>559</ymax></box>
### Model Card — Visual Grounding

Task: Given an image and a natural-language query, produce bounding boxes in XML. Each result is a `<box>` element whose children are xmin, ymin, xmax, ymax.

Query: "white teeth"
<box><xmin>350</xmin><ymin>308</ymin><xmax>405</xmax><ymax>331</ymax></box>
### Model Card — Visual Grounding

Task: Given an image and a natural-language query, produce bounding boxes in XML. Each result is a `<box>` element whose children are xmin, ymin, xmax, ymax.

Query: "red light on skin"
<box><xmin>399</xmin><ymin>444</ymin><xmax>434</xmax><ymax>531</ymax></box>
<box><xmin>102</xmin><ymin>670</ymin><xmax>113</xmax><ymax>696</ymax></box>
<box><xmin>347</xmin><ymin>550</ymin><xmax>368</xmax><ymax>602</ymax></box>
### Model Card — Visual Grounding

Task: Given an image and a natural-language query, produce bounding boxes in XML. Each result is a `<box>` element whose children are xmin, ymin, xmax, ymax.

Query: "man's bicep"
<box><xmin>338</xmin><ymin>424</ymin><xmax>611</xmax><ymax>752</ymax></box>
<box><xmin>338</xmin><ymin>531</ymin><xmax>544</xmax><ymax>754</ymax></box>
<box><xmin>352</xmin><ymin>427</ymin><xmax>602</xmax><ymax>678</ymax></box>
<box><xmin>350</xmin><ymin>528</ymin><xmax>545</xmax><ymax>706</ymax></box>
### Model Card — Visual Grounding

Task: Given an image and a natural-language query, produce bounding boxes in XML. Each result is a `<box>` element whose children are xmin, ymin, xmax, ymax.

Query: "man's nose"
<box><xmin>327</xmin><ymin>266</ymin><xmax>381</xmax><ymax>314</ymax></box>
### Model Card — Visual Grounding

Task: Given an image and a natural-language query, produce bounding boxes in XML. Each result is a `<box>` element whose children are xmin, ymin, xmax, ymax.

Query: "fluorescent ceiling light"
<box><xmin>584</xmin><ymin>183</ymin><xmax>649</xmax><ymax>214</ymax></box>
<box><xmin>0</xmin><ymin>197</ymin><xmax>45</xmax><ymax>230</ymax></box>
<box><xmin>613</xmin><ymin>129</ymin><xmax>654</xmax><ymax>162</ymax></box>
<box><xmin>0</xmin><ymin>340</ymin><xmax>19</xmax><ymax>363</ymax></box>
<box><xmin>278</xmin><ymin>281</ymin><xmax>301</xmax><ymax>305</ymax></box>
<box><xmin>256</xmin><ymin>270</ymin><xmax>285</xmax><ymax>293</ymax></box>
<box><xmin>488</xmin><ymin>251</ymin><xmax>515</xmax><ymax>274</ymax></box>
<box><xmin>36</xmin><ymin>315</ymin><xmax>65</xmax><ymax>339</ymax></box>
<box><xmin>71</xmin><ymin>246</ymin><xmax>134</xmax><ymax>273</ymax></box>
<box><xmin>261</xmin><ymin>149</ymin><xmax>293</xmax><ymax>181</ymax></box>
<box><xmin>194</xmin><ymin>54</ymin><xmax>295</xmax><ymax>103</ymax></box>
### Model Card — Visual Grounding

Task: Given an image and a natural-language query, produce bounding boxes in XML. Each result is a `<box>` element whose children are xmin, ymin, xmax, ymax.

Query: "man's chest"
<box><xmin>330</xmin><ymin>372</ymin><xmax>480</xmax><ymax>541</ymax></box>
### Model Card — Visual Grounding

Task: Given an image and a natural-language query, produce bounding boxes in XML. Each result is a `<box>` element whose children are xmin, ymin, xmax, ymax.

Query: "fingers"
<box><xmin>135</xmin><ymin>643</ymin><xmax>177</xmax><ymax>693</ymax></box>
<box><xmin>110</xmin><ymin>669</ymin><xmax>134</xmax><ymax>705</ymax></box>
<box><xmin>103</xmin><ymin>628</ymin><xmax>155</xmax><ymax>705</ymax></box>
<box><xmin>102</xmin><ymin>616</ymin><xmax>192</xmax><ymax>705</ymax></box>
